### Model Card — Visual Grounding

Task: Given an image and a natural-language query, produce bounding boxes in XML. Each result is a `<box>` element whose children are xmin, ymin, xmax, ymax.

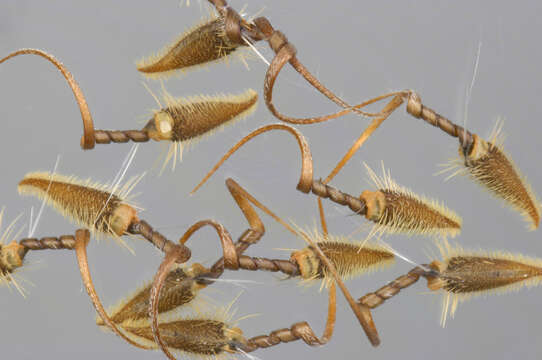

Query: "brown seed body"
<box><xmin>292</xmin><ymin>241</ymin><xmax>394</xmax><ymax>282</ymax></box>
<box><xmin>169</xmin><ymin>92</ymin><xmax>257</xmax><ymax>142</ymax></box>
<box><xmin>461</xmin><ymin>134</ymin><xmax>540</xmax><ymax>229</ymax></box>
<box><xmin>137</xmin><ymin>17</ymin><xmax>239</xmax><ymax>76</ymax></box>
<box><xmin>100</xmin><ymin>274</ymin><xmax>195</xmax><ymax>325</ymax></box>
<box><xmin>124</xmin><ymin>320</ymin><xmax>243</xmax><ymax>355</ymax></box>
<box><xmin>145</xmin><ymin>90</ymin><xmax>258</xmax><ymax>143</ymax></box>
<box><xmin>441</xmin><ymin>256</ymin><xmax>542</xmax><ymax>294</ymax></box>
<box><xmin>143</xmin><ymin>90</ymin><xmax>258</xmax><ymax>172</ymax></box>
<box><xmin>362</xmin><ymin>164</ymin><xmax>462</xmax><ymax>238</ymax></box>
<box><xmin>430</xmin><ymin>240</ymin><xmax>542</xmax><ymax>326</ymax></box>
<box><xmin>18</xmin><ymin>173</ymin><xmax>137</xmax><ymax>237</ymax></box>
<box><xmin>381</xmin><ymin>189</ymin><xmax>461</xmax><ymax>233</ymax></box>
<box><xmin>360</xmin><ymin>189</ymin><xmax>462</xmax><ymax>238</ymax></box>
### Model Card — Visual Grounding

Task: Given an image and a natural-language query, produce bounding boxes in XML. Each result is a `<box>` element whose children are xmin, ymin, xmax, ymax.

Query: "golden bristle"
<box><xmin>136</xmin><ymin>14</ymin><xmax>246</xmax><ymax>79</ymax></box>
<box><xmin>17</xmin><ymin>172</ymin><xmax>142</xmax><ymax>239</ymax></box>
<box><xmin>144</xmin><ymin>89</ymin><xmax>258</xmax><ymax>172</ymax></box>
<box><xmin>291</xmin><ymin>229</ymin><xmax>395</xmax><ymax>288</ymax></box>
<box><xmin>457</xmin><ymin>129</ymin><xmax>540</xmax><ymax>230</ymax></box>
<box><xmin>362</xmin><ymin>163</ymin><xmax>462</xmax><ymax>239</ymax></box>
<box><xmin>97</xmin><ymin>264</ymin><xmax>208</xmax><ymax>326</ymax></box>
<box><xmin>431</xmin><ymin>240</ymin><xmax>542</xmax><ymax>326</ymax></box>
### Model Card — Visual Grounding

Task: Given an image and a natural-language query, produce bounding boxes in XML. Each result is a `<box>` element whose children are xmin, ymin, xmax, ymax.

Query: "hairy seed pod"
<box><xmin>18</xmin><ymin>172</ymin><xmax>141</xmax><ymax>239</ymax></box>
<box><xmin>291</xmin><ymin>231</ymin><xmax>394</xmax><ymax>287</ymax></box>
<box><xmin>143</xmin><ymin>89</ymin><xmax>258</xmax><ymax>172</ymax></box>
<box><xmin>427</xmin><ymin>240</ymin><xmax>542</xmax><ymax>326</ymax></box>
<box><xmin>97</xmin><ymin>264</ymin><xmax>209</xmax><ymax>325</ymax></box>
<box><xmin>459</xmin><ymin>131</ymin><xmax>540</xmax><ymax>230</ymax></box>
<box><xmin>361</xmin><ymin>164</ymin><xmax>462</xmax><ymax>239</ymax></box>
<box><xmin>137</xmin><ymin>14</ymin><xmax>246</xmax><ymax>78</ymax></box>
<box><xmin>120</xmin><ymin>319</ymin><xmax>246</xmax><ymax>356</ymax></box>
<box><xmin>144</xmin><ymin>89</ymin><xmax>258</xmax><ymax>143</ymax></box>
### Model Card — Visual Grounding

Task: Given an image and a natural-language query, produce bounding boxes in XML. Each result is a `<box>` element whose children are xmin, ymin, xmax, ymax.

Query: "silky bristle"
<box><xmin>136</xmin><ymin>13</ymin><xmax>247</xmax><ymax>79</ymax></box>
<box><xmin>17</xmin><ymin>172</ymin><xmax>141</xmax><ymax>239</ymax></box>
<box><xmin>291</xmin><ymin>229</ymin><xmax>395</xmax><ymax>287</ymax></box>
<box><xmin>432</xmin><ymin>240</ymin><xmax>542</xmax><ymax>326</ymax></box>
<box><xmin>362</xmin><ymin>163</ymin><xmax>462</xmax><ymax>239</ymax></box>
<box><xmin>458</xmin><ymin>133</ymin><xmax>541</xmax><ymax>230</ymax></box>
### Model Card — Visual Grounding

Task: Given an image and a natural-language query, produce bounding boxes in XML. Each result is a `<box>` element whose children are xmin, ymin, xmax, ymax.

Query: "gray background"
<box><xmin>1</xmin><ymin>1</ymin><xmax>542</xmax><ymax>359</ymax></box>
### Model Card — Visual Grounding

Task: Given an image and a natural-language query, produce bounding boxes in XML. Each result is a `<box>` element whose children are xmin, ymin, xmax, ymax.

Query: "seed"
<box><xmin>428</xmin><ymin>240</ymin><xmax>542</xmax><ymax>326</ymax></box>
<box><xmin>137</xmin><ymin>15</ymin><xmax>246</xmax><ymax>78</ymax></box>
<box><xmin>118</xmin><ymin>319</ymin><xmax>245</xmax><ymax>356</ymax></box>
<box><xmin>291</xmin><ymin>231</ymin><xmax>394</xmax><ymax>287</ymax></box>
<box><xmin>18</xmin><ymin>172</ymin><xmax>141</xmax><ymax>238</ymax></box>
<box><xmin>144</xmin><ymin>89</ymin><xmax>258</xmax><ymax>143</ymax></box>
<box><xmin>361</xmin><ymin>163</ymin><xmax>462</xmax><ymax>239</ymax></box>
<box><xmin>143</xmin><ymin>89</ymin><xmax>258</xmax><ymax>172</ymax></box>
<box><xmin>459</xmin><ymin>131</ymin><xmax>540</xmax><ymax>230</ymax></box>
<box><xmin>97</xmin><ymin>264</ymin><xmax>208</xmax><ymax>325</ymax></box>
